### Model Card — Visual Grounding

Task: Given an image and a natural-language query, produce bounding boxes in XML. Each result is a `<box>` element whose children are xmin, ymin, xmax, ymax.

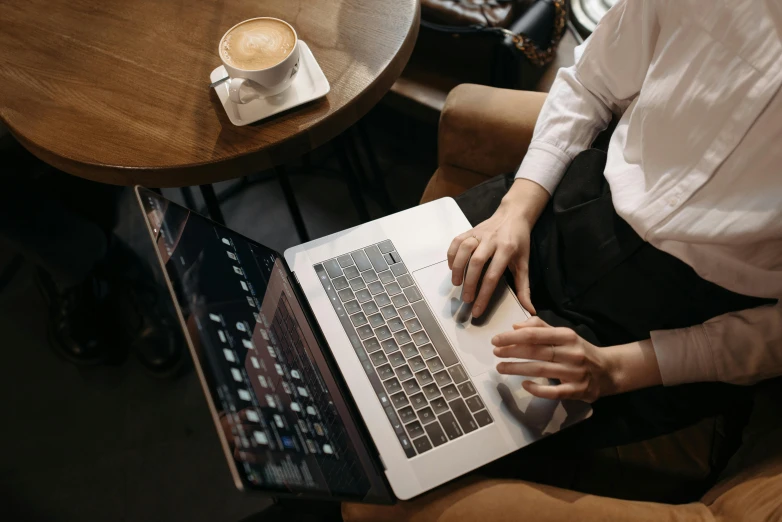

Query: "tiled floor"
<box><xmin>0</xmin><ymin>107</ymin><xmax>436</xmax><ymax>522</ymax></box>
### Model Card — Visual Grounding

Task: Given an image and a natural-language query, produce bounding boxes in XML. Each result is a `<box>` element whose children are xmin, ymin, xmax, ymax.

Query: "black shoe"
<box><xmin>37</xmin><ymin>269</ymin><xmax>127</xmax><ymax>366</ymax></box>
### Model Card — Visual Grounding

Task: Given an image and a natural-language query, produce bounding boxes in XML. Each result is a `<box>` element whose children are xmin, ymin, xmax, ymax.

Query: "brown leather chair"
<box><xmin>343</xmin><ymin>84</ymin><xmax>782</xmax><ymax>522</ymax></box>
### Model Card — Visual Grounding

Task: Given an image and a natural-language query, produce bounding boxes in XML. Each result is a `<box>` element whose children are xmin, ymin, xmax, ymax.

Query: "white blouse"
<box><xmin>516</xmin><ymin>0</ymin><xmax>782</xmax><ymax>385</ymax></box>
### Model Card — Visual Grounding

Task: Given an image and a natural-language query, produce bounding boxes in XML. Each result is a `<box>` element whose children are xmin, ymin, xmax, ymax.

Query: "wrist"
<box><xmin>601</xmin><ymin>340</ymin><xmax>662</xmax><ymax>396</ymax></box>
<box><xmin>500</xmin><ymin>178</ymin><xmax>550</xmax><ymax>225</ymax></box>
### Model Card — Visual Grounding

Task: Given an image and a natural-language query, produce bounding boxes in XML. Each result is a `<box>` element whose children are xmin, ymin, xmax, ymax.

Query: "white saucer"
<box><xmin>210</xmin><ymin>41</ymin><xmax>330</xmax><ymax>127</ymax></box>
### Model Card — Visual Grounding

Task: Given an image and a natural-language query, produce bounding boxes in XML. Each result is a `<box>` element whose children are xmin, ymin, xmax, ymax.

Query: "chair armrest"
<box><xmin>438</xmin><ymin>84</ymin><xmax>547</xmax><ymax>179</ymax></box>
<box><xmin>343</xmin><ymin>476</ymin><xmax>713</xmax><ymax>522</ymax></box>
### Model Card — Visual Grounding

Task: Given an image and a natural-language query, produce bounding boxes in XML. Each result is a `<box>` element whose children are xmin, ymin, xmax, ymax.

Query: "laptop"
<box><xmin>135</xmin><ymin>187</ymin><xmax>592</xmax><ymax>503</ymax></box>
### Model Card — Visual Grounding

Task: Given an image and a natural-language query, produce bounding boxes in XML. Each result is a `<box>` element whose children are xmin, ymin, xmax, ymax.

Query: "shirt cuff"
<box><xmin>650</xmin><ymin>325</ymin><xmax>718</xmax><ymax>386</ymax></box>
<box><xmin>514</xmin><ymin>142</ymin><xmax>571</xmax><ymax>195</ymax></box>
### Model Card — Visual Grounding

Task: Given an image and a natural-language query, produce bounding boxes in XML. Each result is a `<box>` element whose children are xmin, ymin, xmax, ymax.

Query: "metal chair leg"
<box><xmin>275</xmin><ymin>165</ymin><xmax>309</xmax><ymax>242</ymax></box>
<box><xmin>199</xmin><ymin>184</ymin><xmax>226</xmax><ymax>225</ymax></box>
<box><xmin>334</xmin><ymin>134</ymin><xmax>371</xmax><ymax>223</ymax></box>
<box><xmin>354</xmin><ymin>122</ymin><xmax>395</xmax><ymax>213</ymax></box>
<box><xmin>180</xmin><ymin>186</ymin><xmax>198</xmax><ymax>210</ymax></box>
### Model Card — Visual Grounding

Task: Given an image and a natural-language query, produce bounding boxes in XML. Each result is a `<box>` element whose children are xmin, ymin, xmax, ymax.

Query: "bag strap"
<box><xmin>420</xmin><ymin>0</ymin><xmax>567</xmax><ymax>68</ymax></box>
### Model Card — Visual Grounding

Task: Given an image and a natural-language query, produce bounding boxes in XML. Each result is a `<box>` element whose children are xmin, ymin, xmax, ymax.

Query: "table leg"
<box><xmin>275</xmin><ymin>165</ymin><xmax>309</xmax><ymax>242</ymax></box>
<box><xmin>354</xmin><ymin>122</ymin><xmax>395</xmax><ymax>214</ymax></box>
<box><xmin>180</xmin><ymin>186</ymin><xmax>198</xmax><ymax>210</ymax></box>
<box><xmin>199</xmin><ymin>184</ymin><xmax>226</xmax><ymax>225</ymax></box>
<box><xmin>334</xmin><ymin>135</ymin><xmax>371</xmax><ymax>224</ymax></box>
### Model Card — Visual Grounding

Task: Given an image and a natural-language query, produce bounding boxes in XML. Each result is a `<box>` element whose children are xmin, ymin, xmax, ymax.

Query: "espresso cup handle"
<box><xmin>227</xmin><ymin>77</ymin><xmax>259</xmax><ymax>104</ymax></box>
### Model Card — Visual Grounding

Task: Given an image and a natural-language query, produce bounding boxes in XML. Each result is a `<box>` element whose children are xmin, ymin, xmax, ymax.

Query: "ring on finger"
<box><xmin>549</xmin><ymin>345</ymin><xmax>557</xmax><ymax>363</ymax></box>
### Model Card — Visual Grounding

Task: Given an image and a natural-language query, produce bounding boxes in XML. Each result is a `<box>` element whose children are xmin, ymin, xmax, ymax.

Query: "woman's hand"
<box><xmin>447</xmin><ymin>179</ymin><xmax>550</xmax><ymax>317</ymax></box>
<box><xmin>492</xmin><ymin>317</ymin><xmax>663</xmax><ymax>402</ymax></box>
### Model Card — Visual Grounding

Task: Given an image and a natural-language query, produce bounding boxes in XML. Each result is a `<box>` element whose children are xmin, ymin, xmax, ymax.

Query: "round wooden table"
<box><xmin>0</xmin><ymin>0</ymin><xmax>420</xmax><ymax>188</ymax></box>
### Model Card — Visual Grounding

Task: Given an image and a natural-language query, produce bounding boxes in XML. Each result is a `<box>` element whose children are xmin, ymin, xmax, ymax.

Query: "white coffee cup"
<box><xmin>219</xmin><ymin>17</ymin><xmax>301</xmax><ymax>104</ymax></box>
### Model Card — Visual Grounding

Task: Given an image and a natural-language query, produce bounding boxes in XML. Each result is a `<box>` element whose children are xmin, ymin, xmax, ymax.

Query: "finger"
<box><xmin>492</xmin><ymin>326</ymin><xmax>576</xmax><ymax>347</ymax></box>
<box><xmin>472</xmin><ymin>250</ymin><xmax>511</xmax><ymax>317</ymax></box>
<box><xmin>522</xmin><ymin>380</ymin><xmax>583</xmax><ymax>401</ymax></box>
<box><xmin>462</xmin><ymin>242</ymin><xmax>495</xmax><ymax>304</ymax></box>
<box><xmin>494</xmin><ymin>343</ymin><xmax>584</xmax><ymax>363</ymax></box>
<box><xmin>513</xmin><ymin>263</ymin><xmax>536</xmax><ymax>315</ymax></box>
<box><xmin>451</xmin><ymin>236</ymin><xmax>480</xmax><ymax>286</ymax></box>
<box><xmin>496</xmin><ymin>361</ymin><xmax>580</xmax><ymax>380</ymax></box>
<box><xmin>513</xmin><ymin>316</ymin><xmax>548</xmax><ymax>329</ymax></box>
<box><xmin>447</xmin><ymin>232</ymin><xmax>471</xmax><ymax>270</ymax></box>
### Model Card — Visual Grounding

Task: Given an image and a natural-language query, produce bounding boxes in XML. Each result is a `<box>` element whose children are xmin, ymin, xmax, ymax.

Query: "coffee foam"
<box><xmin>221</xmin><ymin>19</ymin><xmax>296</xmax><ymax>70</ymax></box>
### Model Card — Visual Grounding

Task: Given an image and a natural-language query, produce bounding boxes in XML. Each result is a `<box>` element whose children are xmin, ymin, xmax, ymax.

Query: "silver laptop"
<box><xmin>136</xmin><ymin>187</ymin><xmax>592</xmax><ymax>503</ymax></box>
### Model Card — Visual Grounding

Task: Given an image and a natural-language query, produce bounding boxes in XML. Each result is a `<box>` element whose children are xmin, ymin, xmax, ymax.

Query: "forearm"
<box><xmin>500</xmin><ymin>178</ymin><xmax>551</xmax><ymax>226</ymax></box>
<box><xmin>603</xmin><ymin>339</ymin><xmax>663</xmax><ymax>396</ymax></box>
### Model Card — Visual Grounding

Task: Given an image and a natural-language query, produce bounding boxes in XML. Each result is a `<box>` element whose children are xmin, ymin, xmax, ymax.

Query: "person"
<box><xmin>447</xmin><ymin>0</ymin><xmax>781</xmax><ymax>465</ymax></box>
<box><xmin>0</xmin><ymin>131</ymin><xmax>182</xmax><ymax>374</ymax></box>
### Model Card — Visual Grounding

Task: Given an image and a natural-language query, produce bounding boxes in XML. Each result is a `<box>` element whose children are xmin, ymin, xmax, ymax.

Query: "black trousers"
<box><xmin>454</xmin><ymin>149</ymin><xmax>772</xmax><ymax>479</ymax></box>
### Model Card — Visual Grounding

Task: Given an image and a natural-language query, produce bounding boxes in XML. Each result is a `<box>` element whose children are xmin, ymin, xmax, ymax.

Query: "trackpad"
<box><xmin>414</xmin><ymin>261</ymin><xmax>530</xmax><ymax>377</ymax></box>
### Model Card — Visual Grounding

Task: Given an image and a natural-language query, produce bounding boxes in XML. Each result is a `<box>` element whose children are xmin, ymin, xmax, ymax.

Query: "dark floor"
<box><xmin>0</xmin><ymin>107</ymin><xmax>436</xmax><ymax>522</ymax></box>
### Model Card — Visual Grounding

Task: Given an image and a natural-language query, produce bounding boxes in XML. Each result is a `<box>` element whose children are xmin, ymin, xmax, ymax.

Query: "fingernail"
<box><xmin>473</xmin><ymin>305</ymin><xmax>482</xmax><ymax>316</ymax></box>
<box><xmin>493</xmin><ymin>347</ymin><xmax>500</xmax><ymax>356</ymax></box>
<box><xmin>491</xmin><ymin>335</ymin><xmax>499</xmax><ymax>345</ymax></box>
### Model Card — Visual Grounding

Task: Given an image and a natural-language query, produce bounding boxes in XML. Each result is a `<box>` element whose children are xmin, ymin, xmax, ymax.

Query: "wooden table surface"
<box><xmin>0</xmin><ymin>0</ymin><xmax>419</xmax><ymax>187</ymax></box>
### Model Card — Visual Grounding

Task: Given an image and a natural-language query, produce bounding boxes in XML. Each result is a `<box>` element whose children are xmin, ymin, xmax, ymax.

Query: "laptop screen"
<box><xmin>137</xmin><ymin>188</ymin><xmax>389</xmax><ymax>502</ymax></box>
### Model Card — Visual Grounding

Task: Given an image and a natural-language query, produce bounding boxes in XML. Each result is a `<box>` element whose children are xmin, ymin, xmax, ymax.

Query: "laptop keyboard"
<box><xmin>314</xmin><ymin>240</ymin><xmax>493</xmax><ymax>458</ymax></box>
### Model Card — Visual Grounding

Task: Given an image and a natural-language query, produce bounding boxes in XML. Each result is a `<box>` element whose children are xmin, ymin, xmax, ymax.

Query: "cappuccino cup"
<box><xmin>219</xmin><ymin>17</ymin><xmax>300</xmax><ymax>104</ymax></box>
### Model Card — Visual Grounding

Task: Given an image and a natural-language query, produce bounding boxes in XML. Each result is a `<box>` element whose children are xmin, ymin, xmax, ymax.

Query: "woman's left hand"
<box><xmin>491</xmin><ymin>317</ymin><xmax>619</xmax><ymax>402</ymax></box>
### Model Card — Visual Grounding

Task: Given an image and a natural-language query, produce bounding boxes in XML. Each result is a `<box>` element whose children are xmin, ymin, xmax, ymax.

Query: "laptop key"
<box><xmin>380</xmin><ymin>305</ymin><xmax>398</xmax><ymax>320</ymax></box>
<box><xmin>377</xmin><ymin>364</ymin><xmax>395</xmax><ymax>380</ymax></box>
<box><xmin>447</xmin><ymin>364</ymin><xmax>469</xmax><ymax>384</ymax></box>
<box><xmin>391</xmin><ymin>293</ymin><xmax>408</xmax><ymax>308</ymax></box>
<box><xmin>394</xmin><ymin>330</ymin><xmax>412</xmax><ymax>345</ymax></box>
<box><xmin>419</xmin><ymin>343</ymin><xmax>437</xmax><ymax>359</ymax></box>
<box><xmin>364</xmin><ymin>245</ymin><xmax>389</xmax><ymax>272</ymax></box>
<box><xmin>438</xmin><ymin>411</ymin><xmax>463</xmax><ymax>440</ymax></box>
<box><xmin>355</xmin><ymin>289</ymin><xmax>372</xmax><ymax>303</ymax></box>
<box><xmin>356</xmin><ymin>325</ymin><xmax>374</xmax><ymax>340</ymax></box>
<box><xmin>388</xmin><ymin>352</ymin><xmax>406</xmax><ymax>367</ymax></box>
<box><xmin>410</xmin><ymin>392</ymin><xmax>428</xmax><ymax>410</ymax></box>
<box><xmin>442</xmin><ymin>384</ymin><xmax>460</xmax><ymax>401</ymax></box>
<box><xmin>387</xmin><ymin>317</ymin><xmax>404</xmax><ymax>332</ymax></box>
<box><xmin>402</xmin><ymin>379</ymin><xmax>421</xmax><ymax>395</ymax></box>
<box><xmin>398</xmin><ymin>306</ymin><xmax>415</xmax><ymax>321</ymax></box>
<box><xmin>343</xmin><ymin>265</ymin><xmax>360</xmax><ymax>279</ymax></box>
<box><xmin>400</xmin><ymin>343</ymin><xmax>418</xmax><ymax>358</ymax></box>
<box><xmin>323</xmin><ymin>259</ymin><xmax>343</xmax><ymax>278</ymax></box>
<box><xmin>390</xmin><ymin>262</ymin><xmax>408</xmax><ymax>277</ymax></box>
<box><xmin>405</xmin><ymin>318</ymin><xmax>423</xmax><ymax>333</ymax></box>
<box><xmin>424</xmin><ymin>421</ymin><xmax>448</xmax><ymax>447</ymax></box>
<box><xmin>403</xmin><ymin>285</ymin><xmax>423</xmax><ymax>303</ymax></box>
<box><xmin>458</xmin><ymin>381</ymin><xmax>477</xmax><ymax>398</ymax></box>
<box><xmin>430</xmin><ymin>397</ymin><xmax>449</xmax><ymax>415</ymax></box>
<box><xmin>378</xmin><ymin>270</ymin><xmax>395</xmax><ymax>284</ymax></box>
<box><xmin>381</xmin><ymin>338</ymin><xmax>399</xmax><ymax>353</ymax></box>
<box><xmin>415</xmin><ymin>369</ymin><xmax>434</xmax><ymax>386</ymax></box>
<box><xmin>374</xmin><ymin>293</ymin><xmax>391</xmax><ymax>307</ymax></box>
<box><xmin>385</xmin><ymin>282</ymin><xmax>402</xmax><ymax>296</ymax></box>
<box><xmin>426</xmin><ymin>356</ymin><xmax>445</xmax><ymax>373</ymax></box>
<box><xmin>450</xmin><ymin>397</ymin><xmax>478</xmax><ymax>434</ymax></box>
<box><xmin>390</xmin><ymin>391</ymin><xmax>409</xmax><ymax>408</ymax></box>
<box><xmin>433</xmin><ymin>370</ymin><xmax>452</xmax><ymax>387</ymax></box>
<box><xmin>333</xmin><ymin>276</ymin><xmax>349</xmax><ymax>290</ymax></box>
<box><xmin>466</xmin><ymin>396</ymin><xmax>485</xmax><ymax>413</ymax></box>
<box><xmin>350</xmin><ymin>312</ymin><xmax>368</xmax><ymax>327</ymax></box>
<box><xmin>422</xmin><ymin>383</ymin><xmax>441</xmax><ymax>400</ymax></box>
<box><xmin>406</xmin><ymin>420</ymin><xmax>425</xmax><ymax>439</ymax></box>
<box><xmin>375</xmin><ymin>325</ymin><xmax>392</xmax><ymax>341</ymax></box>
<box><xmin>349</xmin><ymin>277</ymin><xmax>367</xmax><ymax>291</ymax></box>
<box><xmin>398</xmin><ymin>406</ymin><xmax>416</xmax><ymax>423</ymax></box>
<box><xmin>473</xmin><ymin>409</ymin><xmax>493</xmax><ymax>427</ymax></box>
<box><xmin>368</xmin><ymin>313</ymin><xmax>385</xmax><ymax>328</ymax></box>
<box><xmin>370</xmin><ymin>350</ymin><xmax>388</xmax><ymax>366</ymax></box>
<box><xmin>413</xmin><ymin>436</ymin><xmax>432</xmax><ymax>454</ymax></box>
<box><xmin>344</xmin><ymin>300</ymin><xmax>361</xmax><ymax>314</ymax></box>
<box><xmin>412</xmin><ymin>331</ymin><xmax>430</xmax><ymax>346</ymax></box>
<box><xmin>338</xmin><ymin>255</ymin><xmax>354</xmax><ymax>267</ymax></box>
<box><xmin>397</xmin><ymin>274</ymin><xmax>414</xmax><ymax>288</ymax></box>
<box><xmin>395</xmin><ymin>364</ymin><xmax>413</xmax><ymax>381</ymax></box>
<box><xmin>367</xmin><ymin>281</ymin><xmax>385</xmax><ymax>295</ymax></box>
<box><xmin>384</xmin><ymin>378</ymin><xmax>402</xmax><ymax>394</ymax></box>
<box><xmin>410</xmin><ymin>300</ymin><xmax>459</xmax><ymax>367</ymax></box>
<box><xmin>399</xmin><ymin>434</ymin><xmax>416</xmax><ymax>457</ymax></box>
<box><xmin>364</xmin><ymin>337</ymin><xmax>381</xmax><ymax>353</ymax></box>
<box><xmin>362</xmin><ymin>270</ymin><xmax>379</xmax><ymax>283</ymax></box>
<box><xmin>351</xmin><ymin>250</ymin><xmax>373</xmax><ymax>272</ymax></box>
<box><xmin>383</xmin><ymin>253</ymin><xmax>394</xmax><ymax>265</ymax></box>
<box><xmin>378</xmin><ymin>240</ymin><xmax>395</xmax><ymax>254</ymax></box>
<box><xmin>361</xmin><ymin>301</ymin><xmax>379</xmax><ymax>315</ymax></box>
<box><xmin>417</xmin><ymin>407</ymin><xmax>436</xmax><ymax>425</ymax></box>
<box><xmin>408</xmin><ymin>356</ymin><xmax>426</xmax><ymax>372</ymax></box>
<box><xmin>338</xmin><ymin>287</ymin><xmax>355</xmax><ymax>302</ymax></box>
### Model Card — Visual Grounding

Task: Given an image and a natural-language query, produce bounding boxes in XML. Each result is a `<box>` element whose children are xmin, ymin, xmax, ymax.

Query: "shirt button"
<box><xmin>667</xmin><ymin>197</ymin><xmax>679</xmax><ymax>207</ymax></box>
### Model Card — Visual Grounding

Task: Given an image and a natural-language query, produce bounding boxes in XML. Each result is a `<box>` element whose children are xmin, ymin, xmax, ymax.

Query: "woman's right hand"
<box><xmin>447</xmin><ymin>179</ymin><xmax>550</xmax><ymax>317</ymax></box>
